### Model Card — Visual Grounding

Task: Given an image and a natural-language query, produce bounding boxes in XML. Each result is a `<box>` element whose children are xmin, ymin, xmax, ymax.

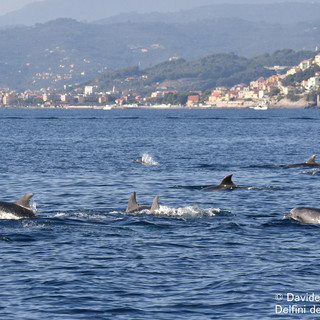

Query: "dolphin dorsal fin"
<box><xmin>151</xmin><ymin>196</ymin><xmax>160</xmax><ymax>212</ymax></box>
<box><xmin>14</xmin><ymin>193</ymin><xmax>34</xmax><ymax>209</ymax></box>
<box><xmin>220</xmin><ymin>174</ymin><xmax>234</xmax><ymax>186</ymax></box>
<box><xmin>306</xmin><ymin>155</ymin><xmax>316</xmax><ymax>164</ymax></box>
<box><xmin>126</xmin><ymin>192</ymin><xmax>139</xmax><ymax>213</ymax></box>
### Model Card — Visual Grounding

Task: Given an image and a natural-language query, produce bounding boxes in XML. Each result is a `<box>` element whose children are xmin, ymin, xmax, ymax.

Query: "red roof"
<box><xmin>188</xmin><ymin>95</ymin><xmax>200</xmax><ymax>102</ymax></box>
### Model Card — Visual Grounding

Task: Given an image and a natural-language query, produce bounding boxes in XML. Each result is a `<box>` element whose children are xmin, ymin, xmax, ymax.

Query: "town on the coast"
<box><xmin>1</xmin><ymin>52</ymin><xmax>320</xmax><ymax>109</ymax></box>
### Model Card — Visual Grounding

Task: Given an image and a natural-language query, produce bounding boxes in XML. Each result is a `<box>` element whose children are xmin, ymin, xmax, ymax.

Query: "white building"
<box><xmin>307</xmin><ymin>76</ymin><xmax>320</xmax><ymax>90</ymax></box>
<box><xmin>84</xmin><ymin>86</ymin><xmax>95</xmax><ymax>95</ymax></box>
<box><xmin>299</xmin><ymin>59</ymin><xmax>313</xmax><ymax>71</ymax></box>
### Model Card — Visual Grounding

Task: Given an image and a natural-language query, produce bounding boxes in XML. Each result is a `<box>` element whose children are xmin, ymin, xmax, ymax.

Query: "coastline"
<box><xmin>0</xmin><ymin>98</ymin><xmax>317</xmax><ymax>110</ymax></box>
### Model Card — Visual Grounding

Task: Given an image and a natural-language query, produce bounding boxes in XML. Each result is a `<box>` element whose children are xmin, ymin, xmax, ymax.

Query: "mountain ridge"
<box><xmin>0</xmin><ymin>0</ymin><xmax>317</xmax><ymax>27</ymax></box>
<box><xmin>96</xmin><ymin>2</ymin><xmax>320</xmax><ymax>25</ymax></box>
<box><xmin>0</xmin><ymin>6</ymin><xmax>318</xmax><ymax>90</ymax></box>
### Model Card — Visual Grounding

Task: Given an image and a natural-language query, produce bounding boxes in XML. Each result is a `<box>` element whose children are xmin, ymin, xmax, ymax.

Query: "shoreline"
<box><xmin>0</xmin><ymin>99</ymin><xmax>318</xmax><ymax>110</ymax></box>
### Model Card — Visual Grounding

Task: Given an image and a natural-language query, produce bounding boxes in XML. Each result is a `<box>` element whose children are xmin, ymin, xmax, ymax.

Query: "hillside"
<box><xmin>0</xmin><ymin>17</ymin><xmax>319</xmax><ymax>91</ymax></box>
<box><xmin>81</xmin><ymin>49</ymin><xmax>317</xmax><ymax>93</ymax></box>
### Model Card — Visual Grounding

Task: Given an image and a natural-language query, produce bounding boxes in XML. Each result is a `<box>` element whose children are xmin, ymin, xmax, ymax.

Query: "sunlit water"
<box><xmin>0</xmin><ymin>108</ymin><xmax>320</xmax><ymax>319</ymax></box>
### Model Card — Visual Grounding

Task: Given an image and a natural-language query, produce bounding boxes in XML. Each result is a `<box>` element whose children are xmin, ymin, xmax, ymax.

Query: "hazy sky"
<box><xmin>0</xmin><ymin>0</ymin><xmax>44</xmax><ymax>15</ymax></box>
<box><xmin>0</xmin><ymin>0</ymin><xmax>317</xmax><ymax>17</ymax></box>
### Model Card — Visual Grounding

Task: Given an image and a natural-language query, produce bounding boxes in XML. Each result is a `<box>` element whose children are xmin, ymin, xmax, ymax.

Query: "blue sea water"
<box><xmin>0</xmin><ymin>108</ymin><xmax>320</xmax><ymax>319</ymax></box>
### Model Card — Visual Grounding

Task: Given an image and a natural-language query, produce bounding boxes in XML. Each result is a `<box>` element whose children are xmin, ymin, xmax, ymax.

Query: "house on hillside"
<box><xmin>208</xmin><ymin>92</ymin><xmax>221</xmax><ymax>103</ymax></box>
<box><xmin>286</xmin><ymin>66</ymin><xmax>300</xmax><ymax>76</ymax></box>
<box><xmin>237</xmin><ymin>87</ymin><xmax>258</xmax><ymax>100</ymax></box>
<box><xmin>282</xmin><ymin>86</ymin><xmax>295</xmax><ymax>95</ymax></box>
<box><xmin>186</xmin><ymin>95</ymin><xmax>200</xmax><ymax>106</ymax></box>
<box><xmin>250</xmin><ymin>77</ymin><xmax>266</xmax><ymax>90</ymax></box>
<box><xmin>314</xmin><ymin>53</ymin><xmax>320</xmax><ymax>66</ymax></box>
<box><xmin>299</xmin><ymin>59</ymin><xmax>313</xmax><ymax>71</ymax></box>
<box><xmin>307</xmin><ymin>76</ymin><xmax>320</xmax><ymax>90</ymax></box>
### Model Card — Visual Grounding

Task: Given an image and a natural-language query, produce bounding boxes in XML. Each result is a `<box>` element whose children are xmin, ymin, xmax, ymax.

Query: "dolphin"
<box><xmin>0</xmin><ymin>193</ymin><xmax>37</xmax><ymax>219</ymax></box>
<box><xmin>126</xmin><ymin>192</ymin><xmax>160</xmax><ymax>213</ymax></box>
<box><xmin>284</xmin><ymin>207</ymin><xmax>320</xmax><ymax>224</ymax></box>
<box><xmin>204</xmin><ymin>174</ymin><xmax>244</xmax><ymax>191</ymax></box>
<box><xmin>133</xmin><ymin>159</ymin><xmax>148</xmax><ymax>165</ymax></box>
<box><xmin>285</xmin><ymin>155</ymin><xmax>320</xmax><ymax>168</ymax></box>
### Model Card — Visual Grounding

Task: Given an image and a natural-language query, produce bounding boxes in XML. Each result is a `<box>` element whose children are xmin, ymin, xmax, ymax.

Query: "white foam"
<box><xmin>31</xmin><ymin>200</ymin><xmax>37</xmax><ymax>213</ymax></box>
<box><xmin>141</xmin><ymin>153</ymin><xmax>159</xmax><ymax>166</ymax></box>
<box><xmin>54</xmin><ymin>212</ymin><xmax>107</xmax><ymax>220</ymax></box>
<box><xmin>134</xmin><ymin>205</ymin><xmax>219</xmax><ymax>218</ymax></box>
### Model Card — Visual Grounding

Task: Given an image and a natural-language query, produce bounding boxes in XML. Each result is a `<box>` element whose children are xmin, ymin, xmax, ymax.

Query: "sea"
<box><xmin>0</xmin><ymin>107</ymin><xmax>320</xmax><ymax>320</ymax></box>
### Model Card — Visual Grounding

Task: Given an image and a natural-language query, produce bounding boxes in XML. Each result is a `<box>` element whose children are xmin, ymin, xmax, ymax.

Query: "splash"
<box><xmin>32</xmin><ymin>200</ymin><xmax>37</xmax><ymax>213</ymax></box>
<box><xmin>128</xmin><ymin>205</ymin><xmax>220</xmax><ymax>218</ymax></box>
<box><xmin>54</xmin><ymin>212</ymin><xmax>107</xmax><ymax>220</ymax></box>
<box><xmin>140</xmin><ymin>153</ymin><xmax>159</xmax><ymax>166</ymax></box>
<box><xmin>301</xmin><ymin>168</ymin><xmax>320</xmax><ymax>176</ymax></box>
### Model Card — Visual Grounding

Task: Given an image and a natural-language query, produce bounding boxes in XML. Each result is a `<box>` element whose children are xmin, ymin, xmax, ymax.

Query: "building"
<box><xmin>286</xmin><ymin>66</ymin><xmax>300</xmax><ymax>76</ymax></box>
<box><xmin>186</xmin><ymin>95</ymin><xmax>200</xmax><ymax>106</ymax></box>
<box><xmin>237</xmin><ymin>87</ymin><xmax>258</xmax><ymax>100</ymax></box>
<box><xmin>307</xmin><ymin>76</ymin><xmax>320</xmax><ymax>90</ymax></box>
<box><xmin>84</xmin><ymin>86</ymin><xmax>95</xmax><ymax>95</ymax></box>
<box><xmin>250</xmin><ymin>77</ymin><xmax>266</xmax><ymax>90</ymax></box>
<box><xmin>60</xmin><ymin>94</ymin><xmax>73</xmax><ymax>103</ymax></box>
<box><xmin>98</xmin><ymin>95</ymin><xmax>108</xmax><ymax>104</ymax></box>
<box><xmin>3</xmin><ymin>92</ymin><xmax>17</xmax><ymax>105</ymax></box>
<box><xmin>282</xmin><ymin>86</ymin><xmax>295</xmax><ymax>95</ymax></box>
<box><xmin>299</xmin><ymin>59</ymin><xmax>312</xmax><ymax>71</ymax></box>
<box><xmin>314</xmin><ymin>54</ymin><xmax>320</xmax><ymax>66</ymax></box>
<box><xmin>208</xmin><ymin>93</ymin><xmax>220</xmax><ymax>103</ymax></box>
<box><xmin>151</xmin><ymin>91</ymin><xmax>165</xmax><ymax>98</ymax></box>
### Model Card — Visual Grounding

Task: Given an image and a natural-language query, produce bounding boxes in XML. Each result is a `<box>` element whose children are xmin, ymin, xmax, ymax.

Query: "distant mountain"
<box><xmin>97</xmin><ymin>2</ymin><xmax>320</xmax><ymax>25</ymax></box>
<box><xmin>0</xmin><ymin>0</ymin><xmax>313</xmax><ymax>27</ymax></box>
<box><xmin>0</xmin><ymin>0</ymin><xmax>253</xmax><ymax>27</ymax></box>
<box><xmin>0</xmin><ymin>17</ymin><xmax>319</xmax><ymax>90</ymax></box>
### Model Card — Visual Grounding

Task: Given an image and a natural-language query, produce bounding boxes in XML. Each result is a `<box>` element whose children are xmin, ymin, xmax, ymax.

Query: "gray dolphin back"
<box><xmin>126</xmin><ymin>192</ymin><xmax>139</xmax><ymax>213</ymax></box>
<box><xmin>306</xmin><ymin>155</ymin><xmax>317</xmax><ymax>164</ymax></box>
<box><xmin>150</xmin><ymin>196</ymin><xmax>160</xmax><ymax>212</ymax></box>
<box><xmin>0</xmin><ymin>193</ymin><xmax>36</xmax><ymax>219</ymax></box>
<box><xmin>220</xmin><ymin>174</ymin><xmax>235</xmax><ymax>186</ymax></box>
<box><xmin>286</xmin><ymin>155</ymin><xmax>320</xmax><ymax>167</ymax></box>
<box><xmin>126</xmin><ymin>192</ymin><xmax>160</xmax><ymax>213</ymax></box>
<box><xmin>204</xmin><ymin>174</ymin><xmax>238</xmax><ymax>191</ymax></box>
<box><xmin>14</xmin><ymin>193</ymin><xmax>34</xmax><ymax>209</ymax></box>
<box><xmin>286</xmin><ymin>207</ymin><xmax>320</xmax><ymax>224</ymax></box>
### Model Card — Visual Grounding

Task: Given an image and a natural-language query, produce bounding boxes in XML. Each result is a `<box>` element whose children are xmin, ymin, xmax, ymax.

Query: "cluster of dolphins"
<box><xmin>1</xmin><ymin>155</ymin><xmax>320</xmax><ymax>224</ymax></box>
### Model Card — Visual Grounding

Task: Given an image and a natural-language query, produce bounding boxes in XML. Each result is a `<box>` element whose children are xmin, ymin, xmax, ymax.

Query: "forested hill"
<box><xmin>86</xmin><ymin>49</ymin><xmax>317</xmax><ymax>93</ymax></box>
<box><xmin>0</xmin><ymin>16</ymin><xmax>319</xmax><ymax>90</ymax></box>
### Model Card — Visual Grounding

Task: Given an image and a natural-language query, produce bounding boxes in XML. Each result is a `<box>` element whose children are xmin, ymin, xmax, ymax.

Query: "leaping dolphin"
<box><xmin>0</xmin><ymin>193</ymin><xmax>37</xmax><ymax>219</ymax></box>
<box><xmin>204</xmin><ymin>174</ymin><xmax>244</xmax><ymax>191</ymax></box>
<box><xmin>285</xmin><ymin>155</ymin><xmax>320</xmax><ymax>168</ymax></box>
<box><xmin>126</xmin><ymin>192</ymin><xmax>160</xmax><ymax>213</ymax></box>
<box><xmin>284</xmin><ymin>207</ymin><xmax>320</xmax><ymax>224</ymax></box>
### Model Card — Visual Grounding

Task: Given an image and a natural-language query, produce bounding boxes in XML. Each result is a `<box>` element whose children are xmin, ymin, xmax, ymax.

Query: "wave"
<box><xmin>54</xmin><ymin>212</ymin><xmax>109</xmax><ymax>220</ymax></box>
<box><xmin>300</xmin><ymin>168</ymin><xmax>320</xmax><ymax>176</ymax></box>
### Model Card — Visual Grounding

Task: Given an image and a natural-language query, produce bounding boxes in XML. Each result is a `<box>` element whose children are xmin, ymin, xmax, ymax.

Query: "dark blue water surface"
<box><xmin>1</xmin><ymin>108</ymin><xmax>320</xmax><ymax>319</ymax></box>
